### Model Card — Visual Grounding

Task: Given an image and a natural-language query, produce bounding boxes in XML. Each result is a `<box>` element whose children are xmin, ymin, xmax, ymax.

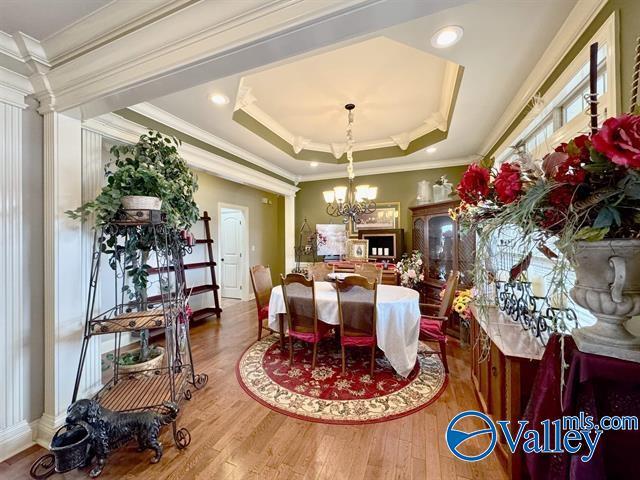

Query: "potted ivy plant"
<box><xmin>68</xmin><ymin>131</ymin><xmax>199</xmax><ymax>372</ymax></box>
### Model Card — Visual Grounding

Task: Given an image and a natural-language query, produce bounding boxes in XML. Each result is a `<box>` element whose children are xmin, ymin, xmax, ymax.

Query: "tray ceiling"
<box><xmin>233</xmin><ymin>37</ymin><xmax>462</xmax><ymax>163</ymax></box>
<box><xmin>148</xmin><ymin>0</ymin><xmax>578</xmax><ymax>179</ymax></box>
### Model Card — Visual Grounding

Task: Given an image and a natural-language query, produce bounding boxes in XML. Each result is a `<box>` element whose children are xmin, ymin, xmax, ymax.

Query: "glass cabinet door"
<box><xmin>427</xmin><ymin>214</ymin><xmax>456</xmax><ymax>282</ymax></box>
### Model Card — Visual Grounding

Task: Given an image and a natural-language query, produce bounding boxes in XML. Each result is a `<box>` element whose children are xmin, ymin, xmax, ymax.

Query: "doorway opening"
<box><xmin>217</xmin><ymin>203</ymin><xmax>249</xmax><ymax>300</ymax></box>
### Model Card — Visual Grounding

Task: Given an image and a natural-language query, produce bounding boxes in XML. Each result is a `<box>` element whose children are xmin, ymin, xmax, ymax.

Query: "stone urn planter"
<box><xmin>570</xmin><ymin>239</ymin><xmax>640</xmax><ymax>363</ymax></box>
<box><xmin>121</xmin><ymin>195</ymin><xmax>162</xmax><ymax>210</ymax></box>
<box><xmin>117</xmin><ymin>346</ymin><xmax>165</xmax><ymax>376</ymax></box>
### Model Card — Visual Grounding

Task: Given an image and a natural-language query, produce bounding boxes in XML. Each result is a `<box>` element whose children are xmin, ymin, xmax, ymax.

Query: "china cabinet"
<box><xmin>409</xmin><ymin>198</ymin><xmax>475</xmax><ymax>296</ymax></box>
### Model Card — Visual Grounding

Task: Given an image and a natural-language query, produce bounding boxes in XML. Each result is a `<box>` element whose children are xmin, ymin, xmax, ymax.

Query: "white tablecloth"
<box><xmin>268</xmin><ymin>282</ymin><xmax>420</xmax><ymax>377</ymax></box>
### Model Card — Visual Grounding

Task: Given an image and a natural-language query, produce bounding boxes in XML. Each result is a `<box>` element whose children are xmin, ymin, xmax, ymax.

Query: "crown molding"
<box><xmin>0</xmin><ymin>66</ymin><xmax>32</xmax><ymax>108</ymax></box>
<box><xmin>83</xmin><ymin>112</ymin><xmax>299</xmax><ymax>197</ymax></box>
<box><xmin>480</xmin><ymin>0</ymin><xmax>609</xmax><ymax>157</ymax></box>
<box><xmin>298</xmin><ymin>155</ymin><xmax>475</xmax><ymax>182</ymax></box>
<box><xmin>42</xmin><ymin>0</ymin><xmax>197</xmax><ymax>66</ymax></box>
<box><xmin>128</xmin><ymin>102</ymin><xmax>298</xmax><ymax>182</ymax></box>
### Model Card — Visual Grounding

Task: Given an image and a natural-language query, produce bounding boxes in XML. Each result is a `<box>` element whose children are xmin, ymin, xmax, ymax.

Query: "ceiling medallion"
<box><xmin>322</xmin><ymin>104</ymin><xmax>377</xmax><ymax>224</ymax></box>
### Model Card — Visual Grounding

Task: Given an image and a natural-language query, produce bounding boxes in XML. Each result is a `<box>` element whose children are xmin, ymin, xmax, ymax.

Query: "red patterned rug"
<box><xmin>236</xmin><ymin>335</ymin><xmax>447</xmax><ymax>424</ymax></box>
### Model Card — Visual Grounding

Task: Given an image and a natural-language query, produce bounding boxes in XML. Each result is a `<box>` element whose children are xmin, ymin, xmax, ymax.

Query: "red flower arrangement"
<box><xmin>592</xmin><ymin>114</ymin><xmax>640</xmax><ymax>168</ymax></box>
<box><xmin>455</xmin><ymin>113</ymin><xmax>640</xmax><ymax>240</ymax></box>
<box><xmin>494</xmin><ymin>162</ymin><xmax>523</xmax><ymax>204</ymax></box>
<box><xmin>456</xmin><ymin>164</ymin><xmax>491</xmax><ymax>205</ymax></box>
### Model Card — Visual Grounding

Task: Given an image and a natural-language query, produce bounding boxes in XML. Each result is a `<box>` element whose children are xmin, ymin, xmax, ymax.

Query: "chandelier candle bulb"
<box><xmin>334</xmin><ymin>186</ymin><xmax>348</xmax><ymax>203</ymax></box>
<box><xmin>368</xmin><ymin>186</ymin><xmax>378</xmax><ymax>200</ymax></box>
<box><xmin>323</xmin><ymin>190</ymin><xmax>335</xmax><ymax>203</ymax></box>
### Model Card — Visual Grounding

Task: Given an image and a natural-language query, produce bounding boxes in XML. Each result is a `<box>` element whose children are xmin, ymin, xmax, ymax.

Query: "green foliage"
<box><xmin>117</xmin><ymin>345</ymin><xmax>162</xmax><ymax>366</ymax></box>
<box><xmin>66</xmin><ymin>131</ymin><xmax>199</xmax><ymax>229</ymax></box>
<box><xmin>67</xmin><ymin>131</ymin><xmax>199</xmax><ymax>363</ymax></box>
<box><xmin>574</xmin><ymin>226</ymin><xmax>609</xmax><ymax>241</ymax></box>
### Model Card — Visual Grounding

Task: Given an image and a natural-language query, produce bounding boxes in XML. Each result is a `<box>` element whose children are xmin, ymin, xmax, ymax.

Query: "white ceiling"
<box><xmin>147</xmin><ymin>1</ymin><xmax>574</xmax><ymax>180</ymax></box>
<box><xmin>236</xmin><ymin>36</ymin><xmax>459</xmax><ymax>155</ymax></box>
<box><xmin>0</xmin><ymin>0</ymin><xmax>110</xmax><ymax>40</ymax></box>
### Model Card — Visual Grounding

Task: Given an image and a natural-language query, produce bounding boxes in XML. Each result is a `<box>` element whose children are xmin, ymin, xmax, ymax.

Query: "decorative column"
<box><xmin>39</xmin><ymin>111</ymin><xmax>84</xmax><ymax>446</ymax></box>
<box><xmin>79</xmin><ymin>129</ymin><xmax>104</xmax><ymax>397</ymax></box>
<box><xmin>284</xmin><ymin>194</ymin><xmax>296</xmax><ymax>273</ymax></box>
<box><xmin>0</xmin><ymin>94</ymin><xmax>28</xmax><ymax>461</ymax></box>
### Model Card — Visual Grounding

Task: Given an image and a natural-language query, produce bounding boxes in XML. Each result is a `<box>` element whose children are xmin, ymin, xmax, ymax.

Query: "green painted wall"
<box><xmin>193</xmin><ymin>170</ymin><xmax>285</xmax><ymax>284</ymax></box>
<box><xmin>295</xmin><ymin>165</ymin><xmax>468</xmax><ymax>255</ymax></box>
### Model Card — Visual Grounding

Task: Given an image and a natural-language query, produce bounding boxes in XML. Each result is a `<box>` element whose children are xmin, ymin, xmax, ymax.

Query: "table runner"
<box><xmin>268</xmin><ymin>282</ymin><xmax>421</xmax><ymax>377</ymax></box>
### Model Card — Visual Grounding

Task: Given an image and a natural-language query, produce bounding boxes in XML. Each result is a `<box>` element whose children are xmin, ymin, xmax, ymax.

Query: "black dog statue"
<box><xmin>66</xmin><ymin>399</ymin><xmax>179</xmax><ymax>477</ymax></box>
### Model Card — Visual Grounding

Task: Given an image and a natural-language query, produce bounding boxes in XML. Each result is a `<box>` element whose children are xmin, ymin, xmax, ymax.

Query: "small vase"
<box><xmin>570</xmin><ymin>239</ymin><xmax>640</xmax><ymax>363</ymax></box>
<box><xmin>433</xmin><ymin>184</ymin><xmax>445</xmax><ymax>202</ymax></box>
<box><xmin>121</xmin><ymin>195</ymin><xmax>162</xmax><ymax>210</ymax></box>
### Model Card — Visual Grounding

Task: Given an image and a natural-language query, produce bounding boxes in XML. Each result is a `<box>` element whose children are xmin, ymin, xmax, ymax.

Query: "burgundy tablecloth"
<box><xmin>523</xmin><ymin>334</ymin><xmax>640</xmax><ymax>480</ymax></box>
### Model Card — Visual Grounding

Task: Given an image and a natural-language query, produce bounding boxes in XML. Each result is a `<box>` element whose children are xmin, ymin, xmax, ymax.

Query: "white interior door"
<box><xmin>220</xmin><ymin>208</ymin><xmax>244</xmax><ymax>299</ymax></box>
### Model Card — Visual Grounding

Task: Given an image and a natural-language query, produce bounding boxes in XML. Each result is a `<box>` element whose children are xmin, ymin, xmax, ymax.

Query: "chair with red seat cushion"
<box><xmin>281</xmin><ymin>273</ymin><xmax>333</xmax><ymax>369</ymax></box>
<box><xmin>250</xmin><ymin>265</ymin><xmax>274</xmax><ymax>341</ymax></box>
<box><xmin>336</xmin><ymin>275</ymin><xmax>378</xmax><ymax>377</ymax></box>
<box><xmin>419</xmin><ymin>270</ymin><xmax>459</xmax><ymax>373</ymax></box>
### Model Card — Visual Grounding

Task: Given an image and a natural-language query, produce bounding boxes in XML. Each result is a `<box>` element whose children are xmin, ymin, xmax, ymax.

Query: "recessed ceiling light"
<box><xmin>310</xmin><ymin>161</ymin><xmax>319</xmax><ymax>167</ymax></box>
<box><xmin>426</xmin><ymin>146</ymin><xmax>437</xmax><ymax>154</ymax></box>
<box><xmin>431</xmin><ymin>26</ymin><xmax>463</xmax><ymax>48</ymax></box>
<box><xmin>209</xmin><ymin>93</ymin><xmax>229</xmax><ymax>105</ymax></box>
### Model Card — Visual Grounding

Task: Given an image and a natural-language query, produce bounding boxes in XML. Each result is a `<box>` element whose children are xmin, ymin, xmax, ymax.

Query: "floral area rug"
<box><xmin>236</xmin><ymin>335</ymin><xmax>447</xmax><ymax>424</ymax></box>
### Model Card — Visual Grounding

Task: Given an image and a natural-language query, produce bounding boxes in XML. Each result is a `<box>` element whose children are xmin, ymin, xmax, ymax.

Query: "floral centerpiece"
<box><xmin>396</xmin><ymin>250</ymin><xmax>425</xmax><ymax>288</ymax></box>
<box><xmin>456</xmin><ymin>112</ymin><xmax>640</xmax><ymax>361</ymax></box>
<box><xmin>452</xmin><ymin>289</ymin><xmax>474</xmax><ymax>320</ymax></box>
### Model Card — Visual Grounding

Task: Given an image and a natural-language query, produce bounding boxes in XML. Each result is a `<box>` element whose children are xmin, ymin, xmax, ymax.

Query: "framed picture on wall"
<box><xmin>345</xmin><ymin>239</ymin><xmax>369</xmax><ymax>261</ymax></box>
<box><xmin>350</xmin><ymin>202</ymin><xmax>400</xmax><ymax>235</ymax></box>
<box><xmin>315</xmin><ymin>224</ymin><xmax>347</xmax><ymax>256</ymax></box>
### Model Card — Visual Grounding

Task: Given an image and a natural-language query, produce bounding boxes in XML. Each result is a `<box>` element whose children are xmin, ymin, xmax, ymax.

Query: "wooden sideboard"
<box><xmin>469</xmin><ymin>305</ymin><xmax>543</xmax><ymax>480</ymax></box>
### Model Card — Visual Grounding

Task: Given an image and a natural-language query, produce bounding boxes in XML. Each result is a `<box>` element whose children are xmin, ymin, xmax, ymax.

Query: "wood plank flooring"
<box><xmin>1</xmin><ymin>299</ymin><xmax>507</xmax><ymax>480</ymax></box>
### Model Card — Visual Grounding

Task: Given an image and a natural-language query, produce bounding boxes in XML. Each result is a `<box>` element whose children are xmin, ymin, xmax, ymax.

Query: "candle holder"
<box><xmin>494</xmin><ymin>279</ymin><xmax>578</xmax><ymax>344</ymax></box>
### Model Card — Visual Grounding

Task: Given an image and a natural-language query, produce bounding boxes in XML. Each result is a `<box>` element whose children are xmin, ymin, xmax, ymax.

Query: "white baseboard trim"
<box><xmin>0</xmin><ymin>420</ymin><xmax>38</xmax><ymax>462</ymax></box>
<box><xmin>36</xmin><ymin>412</ymin><xmax>67</xmax><ymax>448</ymax></box>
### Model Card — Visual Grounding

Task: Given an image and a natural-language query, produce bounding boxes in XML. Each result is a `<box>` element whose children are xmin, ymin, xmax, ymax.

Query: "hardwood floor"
<box><xmin>1</xmin><ymin>300</ymin><xmax>508</xmax><ymax>480</ymax></box>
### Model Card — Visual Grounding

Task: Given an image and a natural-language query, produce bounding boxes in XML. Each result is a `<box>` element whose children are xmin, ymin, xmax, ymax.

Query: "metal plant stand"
<box><xmin>78</xmin><ymin>211</ymin><xmax>207</xmax><ymax>438</ymax></box>
<box><xmin>30</xmin><ymin>211</ymin><xmax>208</xmax><ymax>479</ymax></box>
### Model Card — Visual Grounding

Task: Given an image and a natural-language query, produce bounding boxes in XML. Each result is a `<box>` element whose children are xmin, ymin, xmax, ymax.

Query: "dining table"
<box><xmin>267</xmin><ymin>280</ymin><xmax>421</xmax><ymax>377</ymax></box>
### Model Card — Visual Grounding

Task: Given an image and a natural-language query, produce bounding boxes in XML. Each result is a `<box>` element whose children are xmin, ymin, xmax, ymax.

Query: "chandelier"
<box><xmin>322</xmin><ymin>103</ymin><xmax>377</xmax><ymax>224</ymax></box>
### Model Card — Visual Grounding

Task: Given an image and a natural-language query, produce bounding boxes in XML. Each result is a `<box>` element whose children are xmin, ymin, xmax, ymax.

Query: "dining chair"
<box><xmin>336</xmin><ymin>275</ymin><xmax>378</xmax><ymax>377</ymax></box>
<box><xmin>249</xmin><ymin>265</ymin><xmax>274</xmax><ymax>341</ymax></box>
<box><xmin>354</xmin><ymin>262</ymin><xmax>383</xmax><ymax>284</ymax></box>
<box><xmin>281</xmin><ymin>273</ymin><xmax>333</xmax><ymax>369</ymax></box>
<box><xmin>307</xmin><ymin>262</ymin><xmax>334</xmax><ymax>282</ymax></box>
<box><xmin>418</xmin><ymin>270</ymin><xmax>459</xmax><ymax>373</ymax></box>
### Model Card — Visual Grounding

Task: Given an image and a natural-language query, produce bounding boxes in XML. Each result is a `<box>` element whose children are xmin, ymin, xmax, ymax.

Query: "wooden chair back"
<box><xmin>281</xmin><ymin>273</ymin><xmax>317</xmax><ymax>334</ymax></box>
<box><xmin>250</xmin><ymin>265</ymin><xmax>273</xmax><ymax>310</ymax></box>
<box><xmin>354</xmin><ymin>263</ymin><xmax>383</xmax><ymax>284</ymax></box>
<box><xmin>307</xmin><ymin>262</ymin><xmax>334</xmax><ymax>281</ymax></box>
<box><xmin>336</xmin><ymin>275</ymin><xmax>377</xmax><ymax>338</ymax></box>
<box><xmin>439</xmin><ymin>271</ymin><xmax>460</xmax><ymax>318</ymax></box>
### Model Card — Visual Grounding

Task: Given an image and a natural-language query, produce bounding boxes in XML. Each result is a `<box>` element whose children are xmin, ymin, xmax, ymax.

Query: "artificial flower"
<box><xmin>494</xmin><ymin>162</ymin><xmax>523</xmax><ymax>204</ymax></box>
<box><xmin>548</xmin><ymin>184</ymin><xmax>576</xmax><ymax>207</ymax></box>
<box><xmin>542</xmin><ymin>151</ymin><xmax>568</xmax><ymax>178</ymax></box>
<box><xmin>554</xmin><ymin>156</ymin><xmax>587</xmax><ymax>184</ymax></box>
<box><xmin>457</xmin><ymin>164</ymin><xmax>491</xmax><ymax>205</ymax></box>
<box><xmin>592</xmin><ymin>114</ymin><xmax>640</xmax><ymax>168</ymax></box>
